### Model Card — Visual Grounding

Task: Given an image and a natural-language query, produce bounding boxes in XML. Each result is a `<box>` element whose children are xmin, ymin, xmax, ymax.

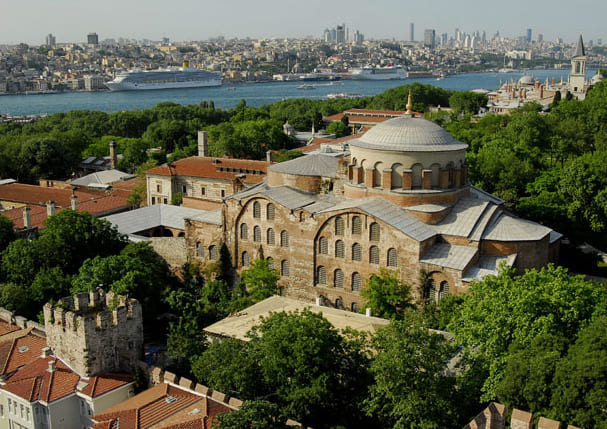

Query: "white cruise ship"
<box><xmin>350</xmin><ymin>65</ymin><xmax>407</xmax><ymax>80</ymax></box>
<box><xmin>105</xmin><ymin>67</ymin><xmax>222</xmax><ymax>91</ymax></box>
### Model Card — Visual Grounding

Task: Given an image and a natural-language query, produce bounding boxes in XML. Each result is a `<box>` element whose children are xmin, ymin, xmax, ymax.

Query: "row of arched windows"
<box><xmin>317</xmin><ymin>238</ymin><xmax>398</xmax><ymax>267</ymax></box>
<box><xmin>195</xmin><ymin>243</ymin><xmax>219</xmax><ymax>260</ymax></box>
<box><xmin>241</xmin><ymin>224</ymin><xmax>289</xmax><ymax>247</ymax></box>
<box><xmin>252</xmin><ymin>201</ymin><xmax>275</xmax><ymax>220</ymax></box>
<box><xmin>318</xmin><ymin>295</ymin><xmax>360</xmax><ymax>313</ymax></box>
<box><xmin>331</xmin><ymin>216</ymin><xmax>380</xmax><ymax>240</ymax></box>
<box><xmin>316</xmin><ymin>267</ymin><xmax>362</xmax><ymax>291</ymax></box>
<box><xmin>241</xmin><ymin>253</ymin><xmax>290</xmax><ymax>276</ymax></box>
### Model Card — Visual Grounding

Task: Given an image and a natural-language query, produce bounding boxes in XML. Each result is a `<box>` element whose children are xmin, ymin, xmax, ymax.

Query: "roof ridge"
<box><xmin>0</xmin><ymin>338</ymin><xmax>17</xmax><ymax>375</ymax></box>
<box><xmin>90</xmin><ymin>375</ymin><xmax>100</xmax><ymax>396</ymax></box>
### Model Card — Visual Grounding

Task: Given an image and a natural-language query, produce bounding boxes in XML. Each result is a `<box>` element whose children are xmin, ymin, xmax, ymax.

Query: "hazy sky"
<box><xmin>1</xmin><ymin>0</ymin><xmax>604</xmax><ymax>45</ymax></box>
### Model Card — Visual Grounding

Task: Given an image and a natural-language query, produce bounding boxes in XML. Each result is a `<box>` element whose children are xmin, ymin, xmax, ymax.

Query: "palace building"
<box><xmin>185</xmin><ymin>97</ymin><xmax>561</xmax><ymax>311</ymax></box>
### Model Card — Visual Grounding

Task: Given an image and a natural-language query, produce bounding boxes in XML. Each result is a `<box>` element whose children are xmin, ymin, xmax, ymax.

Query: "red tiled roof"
<box><xmin>0</xmin><ymin>334</ymin><xmax>47</xmax><ymax>375</ymax></box>
<box><xmin>0</xmin><ymin>320</ymin><xmax>20</xmax><ymax>336</ymax></box>
<box><xmin>0</xmin><ymin>183</ymin><xmax>100</xmax><ymax>207</ymax></box>
<box><xmin>146</xmin><ymin>157</ymin><xmax>270</xmax><ymax>185</ymax></box>
<box><xmin>296</xmin><ymin>131</ymin><xmax>366</xmax><ymax>153</ymax></box>
<box><xmin>79</xmin><ymin>373</ymin><xmax>133</xmax><ymax>398</ymax></box>
<box><xmin>92</xmin><ymin>383</ymin><xmax>231</xmax><ymax>429</ymax></box>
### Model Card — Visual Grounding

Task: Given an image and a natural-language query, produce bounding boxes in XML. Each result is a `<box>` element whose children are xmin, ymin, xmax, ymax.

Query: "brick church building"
<box><xmin>185</xmin><ymin>99</ymin><xmax>561</xmax><ymax>312</ymax></box>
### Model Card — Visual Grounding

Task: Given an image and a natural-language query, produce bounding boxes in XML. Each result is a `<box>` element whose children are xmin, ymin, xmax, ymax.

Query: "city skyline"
<box><xmin>1</xmin><ymin>0</ymin><xmax>605</xmax><ymax>45</ymax></box>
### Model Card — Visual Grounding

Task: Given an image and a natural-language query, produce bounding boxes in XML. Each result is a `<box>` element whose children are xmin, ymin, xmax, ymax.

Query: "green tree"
<box><xmin>360</xmin><ymin>268</ymin><xmax>414</xmax><ymax>319</ymax></box>
<box><xmin>0</xmin><ymin>215</ymin><xmax>16</xmax><ymax>253</ymax></box>
<box><xmin>325</xmin><ymin>121</ymin><xmax>351</xmax><ymax>137</ymax></box>
<box><xmin>449</xmin><ymin>91</ymin><xmax>488</xmax><ymax>115</ymax></box>
<box><xmin>240</xmin><ymin>259</ymin><xmax>280</xmax><ymax>303</ymax></box>
<box><xmin>0</xmin><ymin>283</ymin><xmax>29</xmax><ymax>316</ymax></box>
<box><xmin>364</xmin><ymin>315</ymin><xmax>461</xmax><ymax>428</ymax></box>
<box><xmin>215</xmin><ymin>401</ymin><xmax>287</xmax><ymax>429</ymax></box>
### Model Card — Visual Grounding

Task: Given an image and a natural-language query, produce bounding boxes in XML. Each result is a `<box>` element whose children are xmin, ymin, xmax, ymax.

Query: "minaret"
<box><xmin>405</xmin><ymin>91</ymin><xmax>413</xmax><ymax>115</ymax></box>
<box><xmin>569</xmin><ymin>34</ymin><xmax>586</xmax><ymax>94</ymax></box>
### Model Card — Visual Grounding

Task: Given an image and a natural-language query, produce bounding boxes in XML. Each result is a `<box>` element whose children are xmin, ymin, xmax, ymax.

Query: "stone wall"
<box><xmin>43</xmin><ymin>290</ymin><xmax>143</xmax><ymax>377</ymax></box>
<box><xmin>149</xmin><ymin>237</ymin><xmax>187</xmax><ymax>268</ymax></box>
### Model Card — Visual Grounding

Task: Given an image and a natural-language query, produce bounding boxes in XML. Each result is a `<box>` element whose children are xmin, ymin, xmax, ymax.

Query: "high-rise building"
<box><xmin>410</xmin><ymin>23</ymin><xmax>415</xmax><ymax>41</ymax></box>
<box><xmin>45</xmin><ymin>33</ymin><xmax>56</xmax><ymax>48</ymax></box>
<box><xmin>537</xmin><ymin>34</ymin><xmax>544</xmax><ymax>43</ymax></box>
<box><xmin>424</xmin><ymin>29</ymin><xmax>436</xmax><ymax>48</ymax></box>
<box><xmin>335</xmin><ymin>24</ymin><xmax>346</xmax><ymax>43</ymax></box>
<box><xmin>526</xmin><ymin>28</ymin><xmax>532</xmax><ymax>43</ymax></box>
<box><xmin>87</xmin><ymin>32</ymin><xmax>99</xmax><ymax>45</ymax></box>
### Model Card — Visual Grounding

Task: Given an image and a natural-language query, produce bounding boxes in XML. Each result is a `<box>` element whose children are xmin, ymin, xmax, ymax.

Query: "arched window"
<box><xmin>412</xmin><ymin>163</ymin><xmax>423</xmax><ymax>188</ymax></box>
<box><xmin>318</xmin><ymin>237</ymin><xmax>328</xmax><ymax>254</ymax></box>
<box><xmin>281</xmin><ymin>260</ymin><xmax>290</xmax><ymax>277</ymax></box>
<box><xmin>369</xmin><ymin>246</ymin><xmax>379</xmax><ymax>264</ymax></box>
<box><xmin>253</xmin><ymin>201</ymin><xmax>261</xmax><ymax>218</ymax></box>
<box><xmin>351</xmin><ymin>302</ymin><xmax>359</xmax><ymax>313</ymax></box>
<box><xmin>439</xmin><ymin>281</ymin><xmax>450</xmax><ymax>300</ymax></box>
<box><xmin>369</xmin><ymin>222</ymin><xmax>380</xmax><ymax>241</ymax></box>
<box><xmin>425</xmin><ymin>279</ymin><xmax>437</xmax><ymax>301</ymax></box>
<box><xmin>267</xmin><ymin>257</ymin><xmax>275</xmax><ymax>270</ymax></box>
<box><xmin>387</xmin><ymin>248</ymin><xmax>398</xmax><ymax>267</ymax></box>
<box><xmin>352</xmin><ymin>243</ymin><xmax>362</xmax><ymax>261</ymax></box>
<box><xmin>335</xmin><ymin>297</ymin><xmax>344</xmax><ymax>310</ymax></box>
<box><xmin>334</xmin><ymin>269</ymin><xmax>344</xmax><ymax>288</ymax></box>
<box><xmin>317</xmin><ymin>266</ymin><xmax>327</xmax><ymax>284</ymax></box>
<box><xmin>208</xmin><ymin>245</ymin><xmax>218</xmax><ymax>260</ymax></box>
<box><xmin>335</xmin><ymin>240</ymin><xmax>345</xmax><ymax>258</ymax></box>
<box><xmin>242</xmin><ymin>251</ymin><xmax>250</xmax><ymax>267</ymax></box>
<box><xmin>373</xmin><ymin>162</ymin><xmax>384</xmax><ymax>188</ymax></box>
<box><xmin>267</xmin><ymin>228</ymin><xmax>275</xmax><ymax>245</ymax></box>
<box><xmin>335</xmin><ymin>217</ymin><xmax>345</xmax><ymax>235</ymax></box>
<box><xmin>253</xmin><ymin>225</ymin><xmax>261</xmax><ymax>242</ymax></box>
<box><xmin>280</xmin><ymin>230</ymin><xmax>289</xmax><ymax>247</ymax></box>
<box><xmin>240</xmin><ymin>223</ymin><xmax>248</xmax><ymax>240</ymax></box>
<box><xmin>391</xmin><ymin>163</ymin><xmax>404</xmax><ymax>189</ymax></box>
<box><xmin>352</xmin><ymin>216</ymin><xmax>362</xmax><ymax>235</ymax></box>
<box><xmin>352</xmin><ymin>272</ymin><xmax>362</xmax><ymax>291</ymax></box>
<box><xmin>266</xmin><ymin>203</ymin><xmax>275</xmax><ymax>220</ymax></box>
<box><xmin>196</xmin><ymin>242</ymin><xmax>204</xmax><ymax>257</ymax></box>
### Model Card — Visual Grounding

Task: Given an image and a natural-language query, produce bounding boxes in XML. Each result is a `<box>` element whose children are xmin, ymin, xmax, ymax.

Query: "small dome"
<box><xmin>518</xmin><ymin>74</ymin><xmax>535</xmax><ymax>86</ymax></box>
<box><xmin>351</xmin><ymin>116</ymin><xmax>468</xmax><ymax>152</ymax></box>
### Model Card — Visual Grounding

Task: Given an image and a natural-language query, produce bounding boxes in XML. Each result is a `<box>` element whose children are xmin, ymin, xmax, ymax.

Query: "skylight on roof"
<box><xmin>17</xmin><ymin>346</ymin><xmax>29</xmax><ymax>353</ymax></box>
<box><xmin>165</xmin><ymin>396</ymin><xmax>178</xmax><ymax>404</ymax></box>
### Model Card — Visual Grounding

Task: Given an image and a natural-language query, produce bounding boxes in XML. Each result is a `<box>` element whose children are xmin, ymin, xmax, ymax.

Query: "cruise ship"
<box><xmin>350</xmin><ymin>65</ymin><xmax>407</xmax><ymax>80</ymax></box>
<box><xmin>105</xmin><ymin>67</ymin><xmax>222</xmax><ymax>91</ymax></box>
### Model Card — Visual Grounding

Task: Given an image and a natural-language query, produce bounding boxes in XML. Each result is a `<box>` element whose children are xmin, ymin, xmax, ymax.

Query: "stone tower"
<box><xmin>43</xmin><ymin>289</ymin><xmax>143</xmax><ymax>377</ymax></box>
<box><xmin>569</xmin><ymin>34</ymin><xmax>586</xmax><ymax>94</ymax></box>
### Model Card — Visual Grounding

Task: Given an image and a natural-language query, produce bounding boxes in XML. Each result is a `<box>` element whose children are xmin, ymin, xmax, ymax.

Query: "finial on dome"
<box><xmin>405</xmin><ymin>91</ymin><xmax>413</xmax><ymax>115</ymax></box>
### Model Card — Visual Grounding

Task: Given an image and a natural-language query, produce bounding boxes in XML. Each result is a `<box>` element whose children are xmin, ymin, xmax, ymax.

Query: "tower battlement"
<box><xmin>43</xmin><ymin>289</ymin><xmax>143</xmax><ymax>377</ymax></box>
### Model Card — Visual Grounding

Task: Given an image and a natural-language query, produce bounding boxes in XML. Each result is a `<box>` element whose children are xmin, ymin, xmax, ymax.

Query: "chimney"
<box><xmin>365</xmin><ymin>307</ymin><xmax>372</xmax><ymax>317</ymax></box>
<box><xmin>41</xmin><ymin>347</ymin><xmax>52</xmax><ymax>358</ymax></box>
<box><xmin>46</xmin><ymin>201</ymin><xmax>56</xmax><ymax>217</ymax></box>
<box><xmin>109</xmin><ymin>141</ymin><xmax>117</xmax><ymax>169</ymax></box>
<box><xmin>70</xmin><ymin>194</ymin><xmax>78</xmax><ymax>211</ymax></box>
<box><xmin>23</xmin><ymin>206</ymin><xmax>31</xmax><ymax>229</ymax></box>
<box><xmin>266</xmin><ymin>150</ymin><xmax>272</xmax><ymax>163</ymax></box>
<box><xmin>47</xmin><ymin>360</ymin><xmax>56</xmax><ymax>373</ymax></box>
<box><xmin>198</xmin><ymin>131</ymin><xmax>209</xmax><ymax>157</ymax></box>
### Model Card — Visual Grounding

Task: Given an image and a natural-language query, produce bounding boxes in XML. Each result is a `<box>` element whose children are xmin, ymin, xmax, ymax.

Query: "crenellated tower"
<box><xmin>43</xmin><ymin>289</ymin><xmax>143</xmax><ymax>377</ymax></box>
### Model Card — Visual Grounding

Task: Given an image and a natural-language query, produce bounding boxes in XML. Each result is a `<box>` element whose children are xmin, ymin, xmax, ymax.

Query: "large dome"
<box><xmin>351</xmin><ymin>116</ymin><xmax>468</xmax><ymax>152</ymax></box>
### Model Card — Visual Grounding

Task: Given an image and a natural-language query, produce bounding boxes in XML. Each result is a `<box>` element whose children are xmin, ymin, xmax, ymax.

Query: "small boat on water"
<box><xmin>297</xmin><ymin>84</ymin><xmax>316</xmax><ymax>90</ymax></box>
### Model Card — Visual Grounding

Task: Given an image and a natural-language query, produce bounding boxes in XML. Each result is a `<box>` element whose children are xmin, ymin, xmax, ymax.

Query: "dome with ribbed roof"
<box><xmin>351</xmin><ymin>115</ymin><xmax>468</xmax><ymax>152</ymax></box>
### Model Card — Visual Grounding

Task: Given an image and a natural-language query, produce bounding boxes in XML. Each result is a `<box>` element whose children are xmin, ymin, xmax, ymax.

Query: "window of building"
<box><xmin>317</xmin><ymin>266</ymin><xmax>327</xmax><ymax>284</ymax></box>
<box><xmin>253</xmin><ymin>225</ymin><xmax>261</xmax><ymax>242</ymax></box>
<box><xmin>280</xmin><ymin>230</ymin><xmax>289</xmax><ymax>247</ymax></box>
<box><xmin>318</xmin><ymin>237</ymin><xmax>328</xmax><ymax>254</ymax></box>
<box><xmin>334</xmin><ymin>269</ymin><xmax>344</xmax><ymax>288</ymax></box>
<box><xmin>201</xmin><ymin>187</ymin><xmax>206</xmax><ymax>196</ymax></box>
<box><xmin>208</xmin><ymin>245</ymin><xmax>218</xmax><ymax>260</ymax></box>
<box><xmin>369</xmin><ymin>246</ymin><xmax>379</xmax><ymax>264</ymax></box>
<box><xmin>196</xmin><ymin>242</ymin><xmax>204</xmax><ymax>258</ymax></box>
<box><xmin>352</xmin><ymin>272</ymin><xmax>362</xmax><ymax>291</ymax></box>
<box><xmin>240</xmin><ymin>223</ymin><xmax>248</xmax><ymax>240</ymax></box>
<box><xmin>151</xmin><ymin>197</ymin><xmax>156</xmax><ymax>204</ymax></box>
<box><xmin>182</xmin><ymin>184</ymin><xmax>187</xmax><ymax>194</ymax></box>
<box><xmin>369</xmin><ymin>222</ymin><xmax>380</xmax><ymax>241</ymax></box>
<box><xmin>221</xmin><ymin>189</ymin><xmax>226</xmax><ymax>198</ymax></box>
<box><xmin>281</xmin><ymin>260</ymin><xmax>290</xmax><ymax>276</ymax></box>
<box><xmin>352</xmin><ymin>216</ymin><xmax>362</xmax><ymax>235</ymax></box>
<box><xmin>163</xmin><ymin>198</ymin><xmax>168</xmax><ymax>204</ymax></box>
<box><xmin>156</xmin><ymin>183</ymin><xmax>162</xmax><ymax>192</ymax></box>
<box><xmin>242</xmin><ymin>251</ymin><xmax>250</xmax><ymax>267</ymax></box>
<box><xmin>387</xmin><ymin>248</ymin><xmax>398</xmax><ymax>267</ymax></box>
<box><xmin>267</xmin><ymin>203</ymin><xmax>275</xmax><ymax>220</ymax></box>
<box><xmin>335</xmin><ymin>217</ymin><xmax>344</xmax><ymax>235</ymax></box>
<box><xmin>351</xmin><ymin>302</ymin><xmax>359</xmax><ymax>313</ymax></box>
<box><xmin>267</xmin><ymin>228</ymin><xmax>275</xmax><ymax>245</ymax></box>
<box><xmin>253</xmin><ymin>201</ymin><xmax>261</xmax><ymax>218</ymax></box>
<box><xmin>439</xmin><ymin>281</ymin><xmax>450</xmax><ymax>300</ymax></box>
<box><xmin>335</xmin><ymin>298</ymin><xmax>344</xmax><ymax>310</ymax></box>
<box><xmin>335</xmin><ymin>240</ymin><xmax>345</xmax><ymax>258</ymax></box>
<box><xmin>267</xmin><ymin>257</ymin><xmax>274</xmax><ymax>270</ymax></box>
<box><xmin>425</xmin><ymin>279</ymin><xmax>437</xmax><ymax>301</ymax></box>
<box><xmin>352</xmin><ymin>243</ymin><xmax>362</xmax><ymax>261</ymax></box>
